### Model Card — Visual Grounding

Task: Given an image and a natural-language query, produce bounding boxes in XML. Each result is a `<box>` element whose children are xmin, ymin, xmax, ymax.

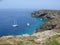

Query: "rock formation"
<box><xmin>32</xmin><ymin>10</ymin><xmax>60</xmax><ymax>32</ymax></box>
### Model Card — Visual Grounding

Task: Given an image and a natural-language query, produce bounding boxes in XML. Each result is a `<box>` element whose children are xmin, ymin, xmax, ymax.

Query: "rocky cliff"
<box><xmin>32</xmin><ymin>10</ymin><xmax>60</xmax><ymax>32</ymax></box>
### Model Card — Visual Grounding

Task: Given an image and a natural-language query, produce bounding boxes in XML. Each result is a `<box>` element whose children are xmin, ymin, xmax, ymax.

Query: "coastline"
<box><xmin>0</xmin><ymin>30</ymin><xmax>60</xmax><ymax>45</ymax></box>
<box><xmin>0</xmin><ymin>10</ymin><xmax>60</xmax><ymax>45</ymax></box>
<box><xmin>32</xmin><ymin>10</ymin><xmax>60</xmax><ymax>33</ymax></box>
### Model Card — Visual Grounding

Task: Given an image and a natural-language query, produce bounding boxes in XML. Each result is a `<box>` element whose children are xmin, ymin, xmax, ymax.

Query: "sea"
<box><xmin>0</xmin><ymin>9</ymin><xmax>46</xmax><ymax>36</ymax></box>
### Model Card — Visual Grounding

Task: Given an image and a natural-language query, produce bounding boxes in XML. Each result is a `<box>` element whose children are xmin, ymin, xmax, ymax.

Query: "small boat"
<box><xmin>27</xmin><ymin>23</ymin><xmax>30</xmax><ymax>26</ymax></box>
<box><xmin>12</xmin><ymin>24</ymin><xmax>18</xmax><ymax>27</ymax></box>
<box><xmin>40</xmin><ymin>18</ymin><xmax>42</xmax><ymax>20</ymax></box>
<box><xmin>12</xmin><ymin>20</ymin><xmax>18</xmax><ymax>27</ymax></box>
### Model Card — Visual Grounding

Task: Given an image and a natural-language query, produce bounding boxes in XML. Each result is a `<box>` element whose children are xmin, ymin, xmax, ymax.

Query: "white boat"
<box><xmin>12</xmin><ymin>24</ymin><xmax>18</xmax><ymax>27</ymax></box>
<box><xmin>40</xmin><ymin>18</ymin><xmax>42</xmax><ymax>20</ymax></box>
<box><xmin>12</xmin><ymin>20</ymin><xmax>18</xmax><ymax>27</ymax></box>
<box><xmin>27</xmin><ymin>23</ymin><xmax>30</xmax><ymax>26</ymax></box>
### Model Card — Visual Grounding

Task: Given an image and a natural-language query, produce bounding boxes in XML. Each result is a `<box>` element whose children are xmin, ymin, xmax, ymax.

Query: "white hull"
<box><xmin>27</xmin><ymin>23</ymin><xmax>30</xmax><ymax>26</ymax></box>
<box><xmin>12</xmin><ymin>24</ymin><xmax>18</xmax><ymax>27</ymax></box>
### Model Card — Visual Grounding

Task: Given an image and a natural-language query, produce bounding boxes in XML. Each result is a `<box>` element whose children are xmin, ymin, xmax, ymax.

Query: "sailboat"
<box><xmin>12</xmin><ymin>20</ymin><xmax>18</xmax><ymax>27</ymax></box>
<box><xmin>27</xmin><ymin>23</ymin><xmax>30</xmax><ymax>26</ymax></box>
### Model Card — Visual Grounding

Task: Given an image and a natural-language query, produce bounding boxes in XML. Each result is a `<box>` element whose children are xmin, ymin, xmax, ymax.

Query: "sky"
<box><xmin>0</xmin><ymin>0</ymin><xmax>60</xmax><ymax>9</ymax></box>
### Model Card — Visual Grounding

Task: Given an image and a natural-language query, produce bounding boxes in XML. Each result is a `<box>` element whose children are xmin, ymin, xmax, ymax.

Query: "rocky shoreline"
<box><xmin>0</xmin><ymin>30</ymin><xmax>60</xmax><ymax>45</ymax></box>
<box><xmin>32</xmin><ymin>10</ymin><xmax>60</xmax><ymax>32</ymax></box>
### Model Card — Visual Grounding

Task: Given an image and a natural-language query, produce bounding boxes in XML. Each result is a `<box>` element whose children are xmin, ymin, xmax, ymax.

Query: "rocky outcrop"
<box><xmin>32</xmin><ymin>10</ymin><xmax>60</xmax><ymax>19</ymax></box>
<box><xmin>32</xmin><ymin>10</ymin><xmax>60</xmax><ymax>32</ymax></box>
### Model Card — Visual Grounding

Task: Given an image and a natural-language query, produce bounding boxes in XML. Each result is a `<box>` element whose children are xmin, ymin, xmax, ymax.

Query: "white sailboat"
<box><xmin>12</xmin><ymin>20</ymin><xmax>18</xmax><ymax>27</ymax></box>
<box><xmin>27</xmin><ymin>23</ymin><xmax>30</xmax><ymax>26</ymax></box>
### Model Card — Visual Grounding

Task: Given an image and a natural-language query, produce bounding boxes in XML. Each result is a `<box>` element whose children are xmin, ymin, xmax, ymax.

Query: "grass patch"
<box><xmin>46</xmin><ymin>35</ymin><xmax>60</xmax><ymax>45</ymax></box>
<box><xmin>17</xmin><ymin>41</ymin><xmax>24</xmax><ymax>45</ymax></box>
<box><xmin>27</xmin><ymin>39</ymin><xmax>35</xmax><ymax>42</ymax></box>
<box><xmin>47</xmin><ymin>40</ymin><xmax>60</xmax><ymax>45</ymax></box>
<box><xmin>56</xmin><ymin>27</ymin><xmax>60</xmax><ymax>30</ymax></box>
<box><xmin>0</xmin><ymin>44</ymin><xmax>12</xmax><ymax>45</ymax></box>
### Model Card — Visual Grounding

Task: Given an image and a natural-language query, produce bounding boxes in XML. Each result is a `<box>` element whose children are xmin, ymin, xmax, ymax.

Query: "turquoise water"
<box><xmin>25</xmin><ymin>18</ymin><xmax>46</xmax><ymax>34</ymax></box>
<box><xmin>0</xmin><ymin>9</ymin><xmax>46</xmax><ymax>36</ymax></box>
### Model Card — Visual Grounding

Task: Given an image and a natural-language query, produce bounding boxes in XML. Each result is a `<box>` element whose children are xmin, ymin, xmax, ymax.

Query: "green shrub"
<box><xmin>46</xmin><ymin>35</ymin><xmax>60</xmax><ymax>45</ymax></box>
<box><xmin>27</xmin><ymin>39</ymin><xmax>35</xmax><ymax>42</ymax></box>
<box><xmin>56</xmin><ymin>27</ymin><xmax>60</xmax><ymax>29</ymax></box>
<box><xmin>47</xmin><ymin>40</ymin><xmax>60</xmax><ymax>45</ymax></box>
<box><xmin>17</xmin><ymin>41</ymin><xmax>24</xmax><ymax>45</ymax></box>
<box><xmin>0</xmin><ymin>44</ymin><xmax>12</xmax><ymax>45</ymax></box>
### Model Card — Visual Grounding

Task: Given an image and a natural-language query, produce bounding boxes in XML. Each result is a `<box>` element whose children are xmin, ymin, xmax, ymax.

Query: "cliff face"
<box><xmin>32</xmin><ymin>10</ymin><xmax>60</xmax><ymax>19</ymax></box>
<box><xmin>32</xmin><ymin>10</ymin><xmax>60</xmax><ymax>32</ymax></box>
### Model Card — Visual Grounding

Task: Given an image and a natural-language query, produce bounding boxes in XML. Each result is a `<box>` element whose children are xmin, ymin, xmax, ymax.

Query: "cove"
<box><xmin>0</xmin><ymin>9</ymin><xmax>47</xmax><ymax>36</ymax></box>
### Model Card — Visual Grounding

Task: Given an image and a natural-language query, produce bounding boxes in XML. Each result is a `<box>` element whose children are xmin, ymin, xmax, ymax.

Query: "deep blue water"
<box><xmin>0</xmin><ymin>9</ymin><xmax>46</xmax><ymax>36</ymax></box>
